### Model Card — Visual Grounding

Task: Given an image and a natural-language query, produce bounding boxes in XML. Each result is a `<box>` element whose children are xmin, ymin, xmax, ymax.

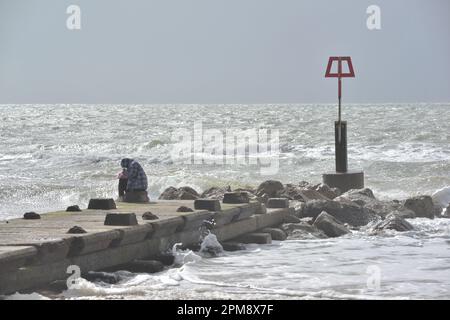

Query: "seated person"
<box><xmin>118</xmin><ymin>158</ymin><xmax>149</xmax><ymax>202</ymax></box>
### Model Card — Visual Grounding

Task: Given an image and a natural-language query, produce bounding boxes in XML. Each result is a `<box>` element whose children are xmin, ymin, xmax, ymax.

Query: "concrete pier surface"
<box><xmin>0</xmin><ymin>199</ymin><xmax>292</xmax><ymax>295</ymax></box>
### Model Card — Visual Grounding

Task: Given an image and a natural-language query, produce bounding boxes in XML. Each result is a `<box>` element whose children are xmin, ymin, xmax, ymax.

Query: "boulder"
<box><xmin>291</xmin><ymin>201</ymin><xmax>305</xmax><ymax>216</ymax></box>
<box><xmin>389</xmin><ymin>209</ymin><xmax>415</xmax><ymax>219</ymax></box>
<box><xmin>283</xmin><ymin>215</ymin><xmax>302</xmax><ymax>223</ymax></box>
<box><xmin>23</xmin><ymin>212</ymin><xmax>41</xmax><ymax>220</ymax></box>
<box><xmin>278</xmin><ymin>184</ymin><xmax>306</xmax><ymax>201</ymax></box>
<box><xmin>298</xmin><ymin>181</ymin><xmax>315</xmax><ymax>189</ymax></box>
<box><xmin>299</xmin><ymin>217</ymin><xmax>314</xmax><ymax>225</ymax></box>
<box><xmin>313</xmin><ymin>211</ymin><xmax>350</xmax><ymax>238</ymax></box>
<box><xmin>200</xmin><ymin>186</ymin><xmax>231</xmax><ymax>200</ymax></box>
<box><xmin>234</xmin><ymin>232</ymin><xmax>272</xmax><ymax>244</ymax></box>
<box><xmin>372</xmin><ymin>213</ymin><xmax>414</xmax><ymax>233</ymax></box>
<box><xmin>118</xmin><ymin>260</ymin><xmax>164</xmax><ymax>273</ymax></box>
<box><xmin>66</xmin><ymin>205</ymin><xmax>82</xmax><ymax>212</ymax></box>
<box><xmin>149</xmin><ymin>253</ymin><xmax>175</xmax><ymax>266</ymax></box>
<box><xmin>335</xmin><ymin>188</ymin><xmax>375</xmax><ymax>205</ymax></box>
<box><xmin>404</xmin><ymin>196</ymin><xmax>435</xmax><ymax>219</ymax></box>
<box><xmin>234</xmin><ymin>188</ymin><xmax>257</xmax><ymax>198</ymax></box>
<box><xmin>278</xmin><ymin>184</ymin><xmax>330</xmax><ymax>202</ymax></box>
<box><xmin>256</xmin><ymin>180</ymin><xmax>284</xmax><ymax>200</ymax></box>
<box><xmin>314</xmin><ymin>183</ymin><xmax>341</xmax><ymax>199</ymax></box>
<box><xmin>84</xmin><ymin>271</ymin><xmax>120</xmax><ymax>284</ymax></box>
<box><xmin>158</xmin><ymin>186</ymin><xmax>200</xmax><ymax>200</ymax></box>
<box><xmin>67</xmin><ymin>226</ymin><xmax>87</xmax><ymax>234</ymax></box>
<box><xmin>280</xmin><ymin>222</ymin><xmax>326</xmax><ymax>239</ymax></box>
<box><xmin>335</xmin><ymin>189</ymin><xmax>411</xmax><ymax>219</ymax></box>
<box><xmin>302</xmin><ymin>199</ymin><xmax>375</xmax><ymax>227</ymax></box>
<box><xmin>261</xmin><ymin>228</ymin><xmax>287</xmax><ymax>241</ymax></box>
<box><xmin>178</xmin><ymin>186</ymin><xmax>200</xmax><ymax>199</ymax></box>
<box><xmin>433</xmin><ymin>205</ymin><xmax>444</xmax><ymax>218</ymax></box>
<box><xmin>176</xmin><ymin>206</ymin><xmax>194</xmax><ymax>213</ymax></box>
<box><xmin>142</xmin><ymin>211</ymin><xmax>159</xmax><ymax>220</ymax></box>
<box><xmin>221</xmin><ymin>242</ymin><xmax>247</xmax><ymax>252</ymax></box>
<box><xmin>267</xmin><ymin>198</ymin><xmax>289</xmax><ymax>208</ymax></box>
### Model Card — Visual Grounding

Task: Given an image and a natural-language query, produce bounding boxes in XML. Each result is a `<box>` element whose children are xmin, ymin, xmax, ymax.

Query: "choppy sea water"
<box><xmin>1</xmin><ymin>103</ymin><xmax>449</xmax><ymax>299</ymax></box>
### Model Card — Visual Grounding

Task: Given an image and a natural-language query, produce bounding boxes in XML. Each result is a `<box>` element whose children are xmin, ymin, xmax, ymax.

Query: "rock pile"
<box><xmin>156</xmin><ymin>180</ymin><xmax>446</xmax><ymax>240</ymax></box>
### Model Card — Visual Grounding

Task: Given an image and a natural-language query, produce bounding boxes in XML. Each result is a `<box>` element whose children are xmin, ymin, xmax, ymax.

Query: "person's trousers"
<box><xmin>118</xmin><ymin>179</ymin><xmax>128</xmax><ymax>197</ymax></box>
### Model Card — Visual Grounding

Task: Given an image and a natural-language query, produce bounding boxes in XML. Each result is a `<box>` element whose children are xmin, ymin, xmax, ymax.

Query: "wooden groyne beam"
<box><xmin>0</xmin><ymin>199</ymin><xmax>292</xmax><ymax>295</ymax></box>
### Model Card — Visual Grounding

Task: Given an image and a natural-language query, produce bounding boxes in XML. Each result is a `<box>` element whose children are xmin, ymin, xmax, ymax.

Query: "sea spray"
<box><xmin>171</xmin><ymin>243</ymin><xmax>202</xmax><ymax>267</ymax></box>
<box><xmin>199</xmin><ymin>232</ymin><xmax>223</xmax><ymax>257</ymax></box>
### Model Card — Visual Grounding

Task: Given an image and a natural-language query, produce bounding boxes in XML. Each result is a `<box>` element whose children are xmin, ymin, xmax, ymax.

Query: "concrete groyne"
<box><xmin>0</xmin><ymin>198</ymin><xmax>292</xmax><ymax>295</ymax></box>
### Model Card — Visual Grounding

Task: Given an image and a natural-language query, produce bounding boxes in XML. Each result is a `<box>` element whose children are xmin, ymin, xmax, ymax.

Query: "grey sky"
<box><xmin>0</xmin><ymin>0</ymin><xmax>449</xmax><ymax>104</ymax></box>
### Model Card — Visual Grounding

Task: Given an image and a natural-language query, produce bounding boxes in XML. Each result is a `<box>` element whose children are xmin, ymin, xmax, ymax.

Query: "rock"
<box><xmin>88</xmin><ymin>198</ymin><xmax>117</xmax><ymax>210</ymax></box>
<box><xmin>298</xmin><ymin>181</ymin><xmax>314</xmax><ymax>189</ymax></box>
<box><xmin>314</xmin><ymin>183</ymin><xmax>341</xmax><ymax>199</ymax></box>
<box><xmin>313</xmin><ymin>211</ymin><xmax>350</xmax><ymax>238</ymax></box>
<box><xmin>221</xmin><ymin>242</ymin><xmax>247</xmax><ymax>252</ymax></box>
<box><xmin>267</xmin><ymin>198</ymin><xmax>289</xmax><ymax>208</ymax></box>
<box><xmin>158</xmin><ymin>186</ymin><xmax>178</xmax><ymax>199</ymax></box>
<box><xmin>256</xmin><ymin>180</ymin><xmax>284</xmax><ymax>200</ymax></box>
<box><xmin>283</xmin><ymin>215</ymin><xmax>302</xmax><ymax>223</ymax></box>
<box><xmin>335</xmin><ymin>189</ymin><xmax>410</xmax><ymax>220</ymax></box>
<box><xmin>404</xmin><ymin>196</ymin><xmax>435</xmax><ymax>219</ymax></box>
<box><xmin>66</xmin><ymin>205</ymin><xmax>82</xmax><ymax>212</ymax></box>
<box><xmin>200</xmin><ymin>186</ymin><xmax>231</xmax><ymax>200</ymax></box>
<box><xmin>23</xmin><ymin>212</ymin><xmax>41</xmax><ymax>220</ymax></box>
<box><xmin>194</xmin><ymin>199</ymin><xmax>221</xmax><ymax>211</ymax></box>
<box><xmin>149</xmin><ymin>253</ymin><xmax>175</xmax><ymax>266</ymax></box>
<box><xmin>84</xmin><ymin>271</ymin><xmax>120</xmax><ymax>284</ymax></box>
<box><xmin>372</xmin><ymin>213</ymin><xmax>414</xmax><ymax>232</ymax></box>
<box><xmin>104</xmin><ymin>213</ymin><xmax>138</xmax><ymax>226</ymax></box>
<box><xmin>431</xmin><ymin>186</ymin><xmax>450</xmax><ymax>208</ymax></box>
<box><xmin>389</xmin><ymin>209</ymin><xmax>416</xmax><ymax>219</ymax></box>
<box><xmin>119</xmin><ymin>260</ymin><xmax>165</xmax><ymax>273</ymax></box>
<box><xmin>158</xmin><ymin>186</ymin><xmax>200</xmax><ymax>200</ymax></box>
<box><xmin>234</xmin><ymin>232</ymin><xmax>272</xmax><ymax>244</ymax></box>
<box><xmin>299</xmin><ymin>217</ymin><xmax>314</xmax><ymax>225</ymax></box>
<box><xmin>176</xmin><ymin>206</ymin><xmax>194</xmax><ymax>213</ymax></box>
<box><xmin>278</xmin><ymin>184</ymin><xmax>306</xmax><ymax>201</ymax></box>
<box><xmin>433</xmin><ymin>205</ymin><xmax>443</xmax><ymax>217</ymax></box>
<box><xmin>234</xmin><ymin>188</ymin><xmax>257</xmax><ymax>198</ymax></box>
<box><xmin>302</xmin><ymin>199</ymin><xmax>375</xmax><ymax>227</ymax></box>
<box><xmin>124</xmin><ymin>191</ymin><xmax>150</xmax><ymax>203</ymax></box>
<box><xmin>67</xmin><ymin>226</ymin><xmax>87</xmax><ymax>234</ymax></box>
<box><xmin>280</xmin><ymin>222</ymin><xmax>326</xmax><ymax>239</ymax></box>
<box><xmin>335</xmin><ymin>188</ymin><xmax>375</xmax><ymax>205</ymax></box>
<box><xmin>142</xmin><ymin>211</ymin><xmax>159</xmax><ymax>220</ymax></box>
<box><xmin>298</xmin><ymin>189</ymin><xmax>331</xmax><ymax>201</ymax></box>
<box><xmin>291</xmin><ymin>201</ymin><xmax>305</xmax><ymax>216</ymax></box>
<box><xmin>278</xmin><ymin>184</ymin><xmax>329</xmax><ymax>202</ymax></box>
<box><xmin>261</xmin><ymin>228</ymin><xmax>287</xmax><ymax>241</ymax></box>
<box><xmin>223</xmin><ymin>192</ymin><xmax>250</xmax><ymax>204</ymax></box>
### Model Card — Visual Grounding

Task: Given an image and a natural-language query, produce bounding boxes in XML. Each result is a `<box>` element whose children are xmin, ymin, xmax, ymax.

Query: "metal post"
<box><xmin>335</xmin><ymin>121</ymin><xmax>348</xmax><ymax>172</ymax></box>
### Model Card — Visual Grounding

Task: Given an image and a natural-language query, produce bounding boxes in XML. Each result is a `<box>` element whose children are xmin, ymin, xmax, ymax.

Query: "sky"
<box><xmin>0</xmin><ymin>0</ymin><xmax>449</xmax><ymax>104</ymax></box>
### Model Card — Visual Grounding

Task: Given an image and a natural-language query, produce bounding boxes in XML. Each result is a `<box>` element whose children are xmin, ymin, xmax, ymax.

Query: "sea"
<box><xmin>1</xmin><ymin>103</ymin><xmax>449</xmax><ymax>299</ymax></box>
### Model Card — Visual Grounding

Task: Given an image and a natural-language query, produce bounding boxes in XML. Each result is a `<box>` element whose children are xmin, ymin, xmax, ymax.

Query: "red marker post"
<box><xmin>325</xmin><ymin>56</ymin><xmax>355</xmax><ymax>172</ymax></box>
<box><xmin>322</xmin><ymin>56</ymin><xmax>364</xmax><ymax>193</ymax></box>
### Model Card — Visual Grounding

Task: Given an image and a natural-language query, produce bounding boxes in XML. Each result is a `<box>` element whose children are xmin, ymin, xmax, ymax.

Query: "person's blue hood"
<box><xmin>120</xmin><ymin>158</ymin><xmax>133</xmax><ymax>169</ymax></box>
